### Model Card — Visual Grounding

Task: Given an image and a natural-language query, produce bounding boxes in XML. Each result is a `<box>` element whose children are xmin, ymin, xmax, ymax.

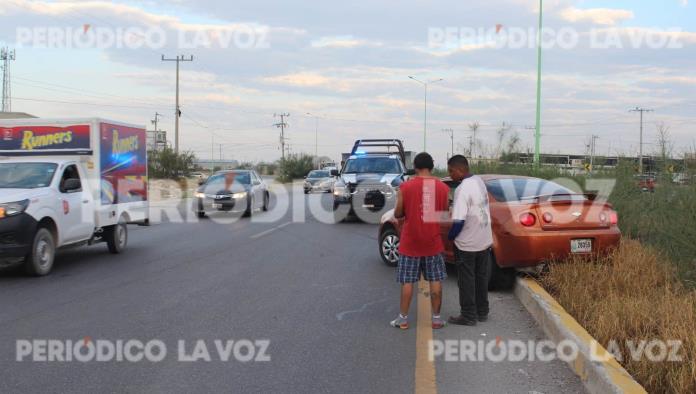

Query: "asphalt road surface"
<box><xmin>0</xmin><ymin>182</ymin><xmax>584</xmax><ymax>394</ymax></box>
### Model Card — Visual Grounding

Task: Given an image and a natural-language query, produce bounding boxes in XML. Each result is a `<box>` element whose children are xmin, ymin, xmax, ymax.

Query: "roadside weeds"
<box><xmin>540</xmin><ymin>239</ymin><xmax>696</xmax><ymax>394</ymax></box>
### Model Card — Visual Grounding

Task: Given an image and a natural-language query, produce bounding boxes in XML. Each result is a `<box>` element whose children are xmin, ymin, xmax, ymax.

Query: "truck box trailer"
<box><xmin>0</xmin><ymin>118</ymin><xmax>149</xmax><ymax>275</ymax></box>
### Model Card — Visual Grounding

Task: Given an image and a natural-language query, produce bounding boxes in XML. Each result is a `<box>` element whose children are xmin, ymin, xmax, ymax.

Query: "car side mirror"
<box><xmin>330</xmin><ymin>170</ymin><xmax>339</xmax><ymax>176</ymax></box>
<box><xmin>198</xmin><ymin>179</ymin><xmax>206</xmax><ymax>186</ymax></box>
<box><xmin>304</xmin><ymin>176</ymin><xmax>307</xmax><ymax>179</ymax></box>
<box><xmin>404</xmin><ymin>169</ymin><xmax>416</xmax><ymax>176</ymax></box>
<box><xmin>64</xmin><ymin>178</ymin><xmax>82</xmax><ymax>192</ymax></box>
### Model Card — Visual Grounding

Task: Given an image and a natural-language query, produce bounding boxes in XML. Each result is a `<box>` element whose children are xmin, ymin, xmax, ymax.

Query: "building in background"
<box><xmin>147</xmin><ymin>129</ymin><xmax>168</xmax><ymax>152</ymax></box>
<box><xmin>195</xmin><ymin>159</ymin><xmax>240</xmax><ymax>170</ymax></box>
<box><xmin>0</xmin><ymin>112</ymin><xmax>36</xmax><ymax>119</ymax></box>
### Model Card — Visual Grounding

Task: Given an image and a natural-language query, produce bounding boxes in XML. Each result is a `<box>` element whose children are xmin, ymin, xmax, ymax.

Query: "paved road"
<box><xmin>0</xmin><ymin>183</ymin><xmax>583</xmax><ymax>393</ymax></box>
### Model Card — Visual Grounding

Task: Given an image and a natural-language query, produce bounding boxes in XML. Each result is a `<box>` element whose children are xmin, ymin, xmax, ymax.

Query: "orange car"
<box><xmin>378</xmin><ymin>175</ymin><xmax>621</xmax><ymax>289</ymax></box>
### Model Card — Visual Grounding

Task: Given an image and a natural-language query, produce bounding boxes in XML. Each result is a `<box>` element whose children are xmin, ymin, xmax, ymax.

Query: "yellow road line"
<box><xmin>414</xmin><ymin>279</ymin><xmax>437</xmax><ymax>394</ymax></box>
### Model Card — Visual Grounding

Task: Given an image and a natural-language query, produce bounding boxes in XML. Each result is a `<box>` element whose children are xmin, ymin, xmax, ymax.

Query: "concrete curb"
<box><xmin>514</xmin><ymin>276</ymin><xmax>646</xmax><ymax>394</ymax></box>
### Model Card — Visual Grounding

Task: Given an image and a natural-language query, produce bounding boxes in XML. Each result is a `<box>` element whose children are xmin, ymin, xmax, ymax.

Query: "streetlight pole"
<box><xmin>534</xmin><ymin>0</ymin><xmax>543</xmax><ymax>167</ymax></box>
<box><xmin>409</xmin><ymin>76</ymin><xmax>443</xmax><ymax>151</ymax></box>
<box><xmin>306</xmin><ymin>113</ymin><xmax>320</xmax><ymax>168</ymax></box>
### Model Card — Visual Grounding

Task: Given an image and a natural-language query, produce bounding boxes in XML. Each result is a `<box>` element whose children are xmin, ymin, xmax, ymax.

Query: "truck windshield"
<box><xmin>343</xmin><ymin>157</ymin><xmax>401</xmax><ymax>174</ymax></box>
<box><xmin>0</xmin><ymin>163</ymin><xmax>58</xmax><ymax>189</ymax></box>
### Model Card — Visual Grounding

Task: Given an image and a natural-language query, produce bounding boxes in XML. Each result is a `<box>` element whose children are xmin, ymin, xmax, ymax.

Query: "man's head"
<box><xmin>413</xmin><ymin>152</ymin><xmax>434</xmax><ymax>175</ymax></box>
<box><xmin>447</xmin><ymin>155</ymin><xmax>470</xmax><ymax>181</ymax></box>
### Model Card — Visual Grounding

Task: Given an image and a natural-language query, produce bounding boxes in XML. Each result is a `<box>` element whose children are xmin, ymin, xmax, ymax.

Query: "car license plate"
<box><xmin>571</xmin><ymin>239</ymin><xmax>592</xmax><ymax>253</ymax></box>
<box><xmin>212</xmin><ymin>203</ymin><xmax>222</xmax><ymax>209</ymax></box>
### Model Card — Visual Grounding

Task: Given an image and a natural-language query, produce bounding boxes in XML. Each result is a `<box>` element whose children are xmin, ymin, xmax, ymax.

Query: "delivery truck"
<box><xmin>0</xmin><ymin>118</ymin><xmax>149</xmax><ymax>275</ymax></box>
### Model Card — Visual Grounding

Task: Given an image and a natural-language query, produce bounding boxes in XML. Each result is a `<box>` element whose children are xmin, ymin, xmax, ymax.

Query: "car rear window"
<box><xmin>485</xmin><ymin>178</ymin><xmax>584</xmax><ymax>202</ymax></box>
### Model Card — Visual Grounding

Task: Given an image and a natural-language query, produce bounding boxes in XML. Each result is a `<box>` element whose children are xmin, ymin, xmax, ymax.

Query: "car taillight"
<box><xmin>609</xmin><ymin>211</ymin><xmax>618</xmax><ymax>225</ymax></box>
<box><xmin>519</xmin><ymin>213</ymin><xmax>536</xmax><ymax>227</ymax></box>
<box><xmin>542</xmin><ymin>212</ymin><xmax>553</xmax><ymax>223</ymax></box>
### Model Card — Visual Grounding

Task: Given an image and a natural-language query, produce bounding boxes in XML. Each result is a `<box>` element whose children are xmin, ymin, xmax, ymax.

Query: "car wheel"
<box><xmin>262</xmin><ymin>193</ymin><xmax>269</xmax><ymax>211</ymax></box>
<box><xmin>488</xmin><ymin>253</ymin><xmax>515</xmax><ymax>291</ymax></box>
<box><xmin>379</xmin><ymin>227</ymin><xmax>400</xmax><ymax>267</ymax></box>
<box><xmin>24</xmin><ymin>227</ymin><xmax>56</xmax><ymax>276</ymax></box>
<box><xmin>106</xmin><ymin>220</ymin><xmax>128</xmax><ymax>254</ymax></box>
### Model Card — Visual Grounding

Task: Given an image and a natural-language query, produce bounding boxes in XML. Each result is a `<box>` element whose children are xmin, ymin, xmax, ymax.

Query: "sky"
<box><xmin>0</xmin><ymin>0</ymin><xmax>694</xmax><ymax>166</ymax></box>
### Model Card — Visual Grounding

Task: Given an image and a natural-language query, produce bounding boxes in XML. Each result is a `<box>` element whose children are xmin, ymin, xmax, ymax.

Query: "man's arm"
<box><xmin>448</xmin><ymin>220</ymin><xmax>465</xmax><ymax>240</ymax></box>
<box><xmin>448</xmin><ymin>185</ymin><xmax>468</xmax><ymax>240</ymax></box>
<box><xmin>394</xmin><ymin>189</ymin><xmax>405</xmax><ymax>219</ymax></box>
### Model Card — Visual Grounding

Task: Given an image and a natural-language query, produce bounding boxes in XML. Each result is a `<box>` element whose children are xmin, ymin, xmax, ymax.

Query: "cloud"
<box><xmin>560</xmin><ymin>7</ymin><xmax>634</xmax><ymax>26</ymax></box>
<box><xmin>311</xmin><ymin>36</ymin><xmax>380</xmax><ymax>49</ymax></box>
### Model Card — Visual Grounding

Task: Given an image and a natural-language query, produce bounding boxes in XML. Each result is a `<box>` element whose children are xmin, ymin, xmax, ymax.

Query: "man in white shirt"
<box><xmin>446</xmin><ymin>155</ymin><xmax>494</xmax><ymax>326</ymax></box>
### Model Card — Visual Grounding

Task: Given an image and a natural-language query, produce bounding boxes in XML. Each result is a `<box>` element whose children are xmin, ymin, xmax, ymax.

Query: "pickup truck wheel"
<box><xmin>379</xmin><ymin>228</ymin><xmax>400</xmax><ymax>267</ymax></box>
<box><xmin>106</xmin><ymin>222</ymin><xmax>128</xmax><ymax>254</ymax></box>
<box><xmin>488</xmin><ymin>253</ymin><xmax>515</xmax><ymax>291</ymax></box>
<box><xmin>24</xmin><ymin>227</ymin><xmax>56</xmax><ymax>276</ymax></box>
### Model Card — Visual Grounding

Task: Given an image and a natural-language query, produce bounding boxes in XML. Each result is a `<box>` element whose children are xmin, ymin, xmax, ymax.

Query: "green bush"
<box><xmin>148</xmin><ymin>147</ymin><xmax>196</xmax><ymax>179</ymax></box>
<box><xmin>276</xmin><ymin>153</ymin><xmax>314</xmax><ymax>183</ymax></box>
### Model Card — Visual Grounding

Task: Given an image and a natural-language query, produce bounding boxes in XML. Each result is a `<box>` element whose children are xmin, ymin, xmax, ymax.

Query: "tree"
<box><xmin>468</xmin><ymin>121</ymin><xmax>480</xmax><ymax>158</ymax></box>
<box><xmin>148</xmin><ymin>147</ymin><xmax>196</xmax><ymax>179</ymax></box>
<box><xmin>277</xmin><ymin>153</ymin><xmax>314</xmax><ymax>183</ymax></box>
<box><xmin>655</xmin><ymin>122</ymin><xmax>673</xmax><ymax>173</ymax></box>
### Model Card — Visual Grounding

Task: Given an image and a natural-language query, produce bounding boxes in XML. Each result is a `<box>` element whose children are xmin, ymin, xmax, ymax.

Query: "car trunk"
<box><xmin>533</xmin><ymin>199</ymin><xmax>611</xmax><ymax>231</ymax></box>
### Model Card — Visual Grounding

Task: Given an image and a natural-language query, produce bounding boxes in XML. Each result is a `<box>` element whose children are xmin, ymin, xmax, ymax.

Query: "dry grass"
<box><xmin>540</xmin><ymin>239</ymin><xmax>696</xmax><ymax>394</ymax></box>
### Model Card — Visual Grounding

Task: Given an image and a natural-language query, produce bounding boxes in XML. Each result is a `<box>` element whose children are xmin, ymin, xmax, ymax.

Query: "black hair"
<box><xmin>447</xmin><ymin>155</ymin><xmax>469</xmax><ymax>169</ymax></box>
<box><xmin>413</xmin><ymin>152</ymin><xmax>434</xmax><ymax>171</ymax></box>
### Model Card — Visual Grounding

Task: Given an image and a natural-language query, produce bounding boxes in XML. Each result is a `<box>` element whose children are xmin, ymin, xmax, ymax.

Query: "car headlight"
<box><xmin>195</xmin><ymin>192</ymin><xmax>206</xmax><ymax>199</ymax></box>
<box><xmin>0</xmin><ymin>199</ymin><xmax>30</xmax><ymax>219</ymax></box>
<box><xmin>333</xmin><ymin>184</ymin><xmax>348</xmax><ymax>196</ymax></box>
<box><xmin>231</xmin><ymin>192</ymin><xmax>248</xmax><ymax>199</ymax></box>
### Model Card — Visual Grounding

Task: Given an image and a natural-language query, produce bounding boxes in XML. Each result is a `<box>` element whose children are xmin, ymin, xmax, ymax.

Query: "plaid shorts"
<box><xmin>396</xmin><ymin>254</ymin><xmax>447</xmax><ymax>284</ymax></box>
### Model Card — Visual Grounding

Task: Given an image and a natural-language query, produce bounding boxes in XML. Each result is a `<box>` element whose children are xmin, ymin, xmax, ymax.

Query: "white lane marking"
<box><xmin>250</xmin><ymin>221</ymin><xmax>293</xmax><ymax>239</ymax></box>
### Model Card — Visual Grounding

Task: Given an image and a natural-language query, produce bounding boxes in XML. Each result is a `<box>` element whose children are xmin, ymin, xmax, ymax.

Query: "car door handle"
<box><xmin>82</xmin><ymin>200</ymin><xmax>89</xmax><ymax>204</ymax></box>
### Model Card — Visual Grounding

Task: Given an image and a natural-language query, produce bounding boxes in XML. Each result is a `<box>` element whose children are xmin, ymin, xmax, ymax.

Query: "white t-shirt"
<box><xmin>451</xmin><ymin>175</ymin><xmax>493</xmax><ymax>252</ymax></box>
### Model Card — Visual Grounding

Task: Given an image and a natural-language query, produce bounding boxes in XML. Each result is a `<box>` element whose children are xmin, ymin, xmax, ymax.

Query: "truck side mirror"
<box><xmin>330</xmin><ymin>170</ymin><xmax>339</xmax><ymax>177</ymax></box>
<box><xmin>64</xmin><ymin>178</ymin><xmax>82</xmax><ymax>192</ymax></box>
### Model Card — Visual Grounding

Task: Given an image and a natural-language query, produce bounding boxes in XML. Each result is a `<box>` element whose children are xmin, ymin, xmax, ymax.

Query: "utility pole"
<box><xmin>534</xmin><ymin>0</ymin><xmax>544</xmax><ymax>167</ymax></box>
<box><xmin>274</xmin><ymin>113</ymin><xmax>290</xmax><ymax>160</ymax></box>
<box><xmin>442</xmin><ymin>128</ymin><xmax>454</xmax><ymax>159</ymax></box>
<box><xmin>630</xmin><ymin>107</ymin><xmax>654</xmax><ymax>175</ymax></box>
<box><xmin>306</xmin><ymin>113</ymin><xmax>320</xmax><ymax>168</ymax></box>
<box><xmin>151</xmin><ymin>112</ymin><xmax>162</xmax><ymax>131</ymax></box>
<box><xmin>161</xmin><ymin>54</ymin><xmax>194</xmax><ymax>153</ymax></box>
<box><xmin>1</xmin><ymin>47</ymin><xmax>16</xmax><ymax>112</ymax></box>
<box><xmin>408</xmin><ymin>76</ymin><xmax>444</xmax><ymax>151</ymax></box>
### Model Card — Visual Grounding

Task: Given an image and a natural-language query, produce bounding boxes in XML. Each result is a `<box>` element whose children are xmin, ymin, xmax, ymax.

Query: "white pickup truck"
<box><xmin>0</xmin><ymin>118</ymin><xmax>149</xmax><ymax>275</ymax></box>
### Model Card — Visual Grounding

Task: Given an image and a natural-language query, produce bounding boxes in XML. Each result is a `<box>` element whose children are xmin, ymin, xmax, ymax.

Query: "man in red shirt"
<box><xmin>390</xmin><ymin>152</ymin><xmax>450</xmax><ymax>330</ymax></box>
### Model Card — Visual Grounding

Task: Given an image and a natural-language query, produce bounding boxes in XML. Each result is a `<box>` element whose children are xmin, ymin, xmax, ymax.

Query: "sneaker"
<box><xmin>448</xmin><ymin>315</ymin><xmax>477</xmax><ymax>326</ymax></box>
<box><xmin>390</xmin><ymin>315</ymin><xmax>409</xmax><ymax>330</ymax></box>
<box><xmin>432</xmin><ymin>316</ymin><xmax>446</xmax><ymax>329</ymax></box>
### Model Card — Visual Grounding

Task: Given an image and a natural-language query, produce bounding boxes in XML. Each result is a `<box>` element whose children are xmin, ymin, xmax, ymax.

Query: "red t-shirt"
<box><xmin>398</xmin><ymin>177</ymin><xmax>449</xmax><ymax>257</ymax></box>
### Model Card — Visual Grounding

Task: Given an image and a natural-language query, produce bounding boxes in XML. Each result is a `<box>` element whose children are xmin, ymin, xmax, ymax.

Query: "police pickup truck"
<box><xmin>331</xmin><ymin>139</ymin><xmax>413</xmax><ymax>222</ymax></box>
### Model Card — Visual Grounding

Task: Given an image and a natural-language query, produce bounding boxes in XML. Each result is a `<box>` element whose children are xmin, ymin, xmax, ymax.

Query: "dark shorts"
<box><xmin>396</xmin><ymin>254</ymin><xmax>447</xmax><ymax>284</ymax></box>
